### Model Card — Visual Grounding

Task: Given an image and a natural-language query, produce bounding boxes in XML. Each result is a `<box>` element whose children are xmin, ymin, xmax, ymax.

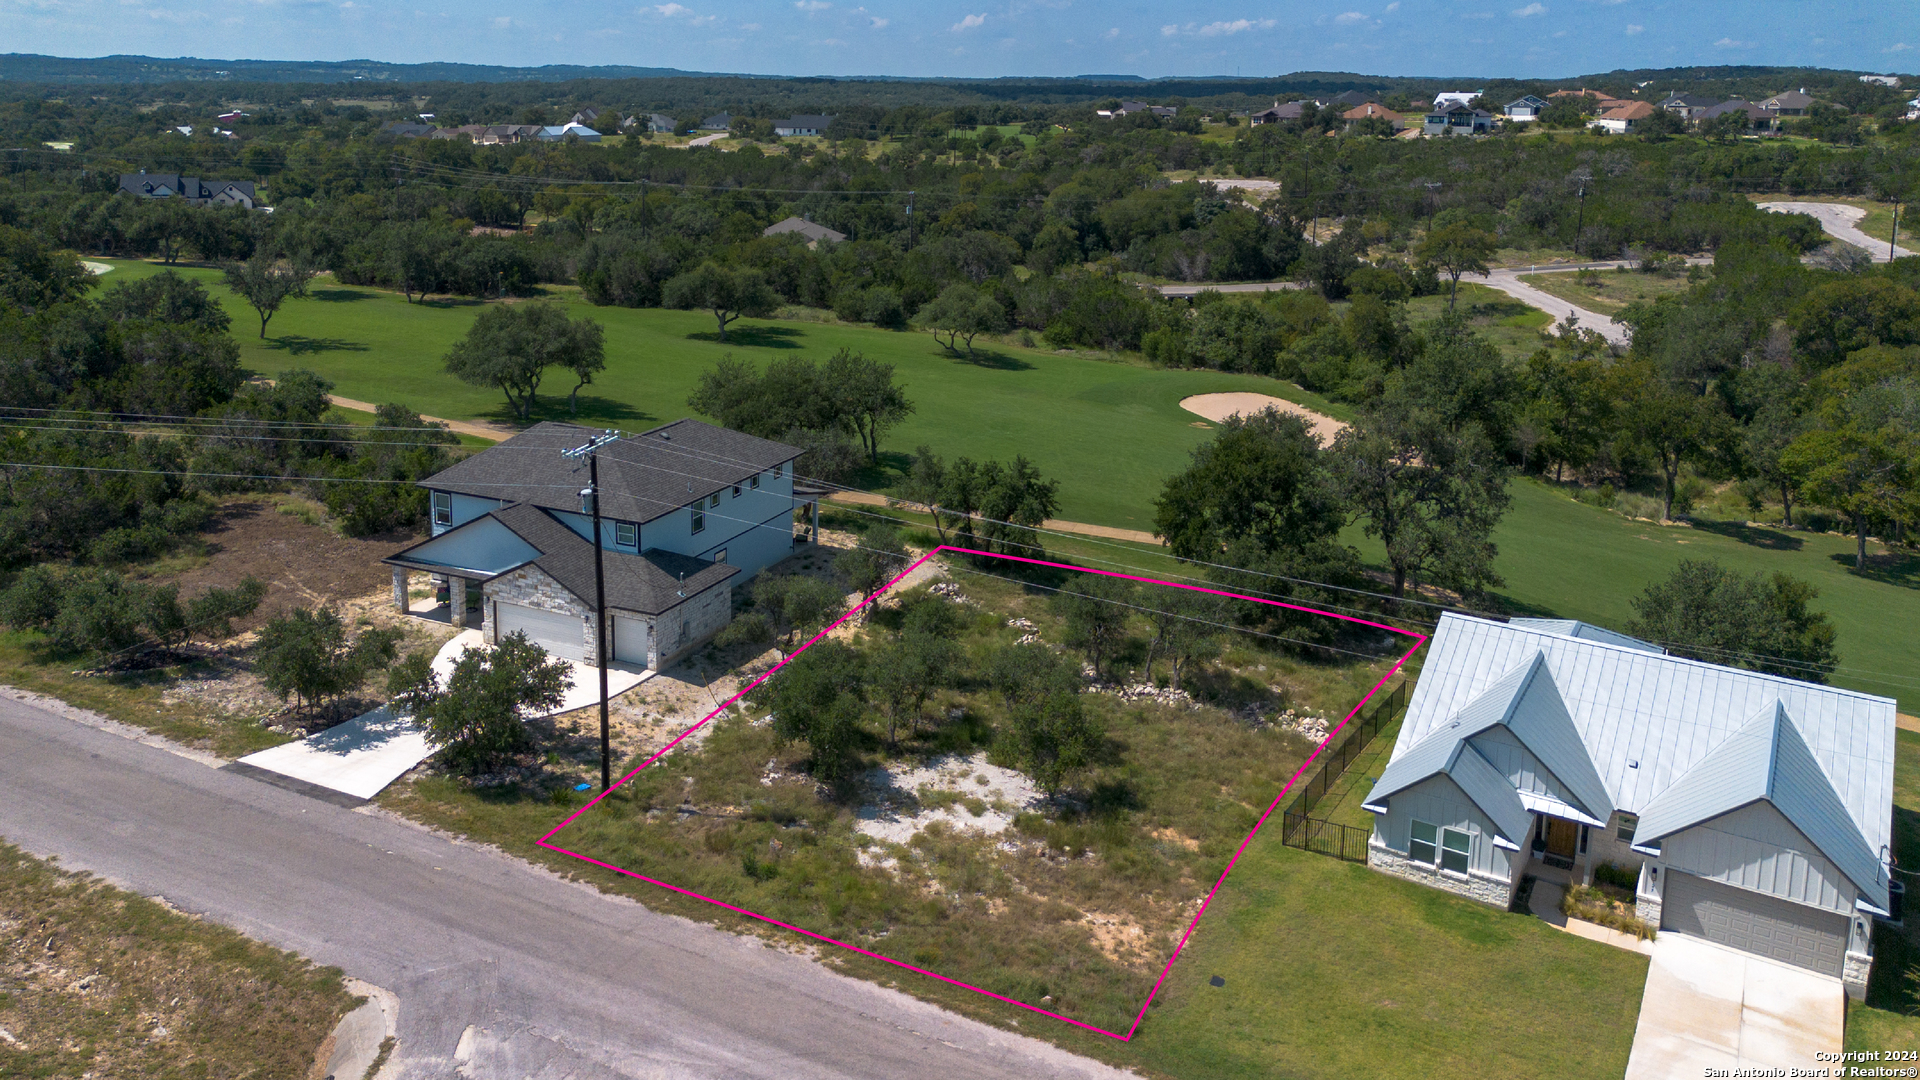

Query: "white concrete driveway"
<box><xmin>1759</xmin><ymin>200</ymin><xmax>1915</xmax><ymax>261</ymax></box>
<box><xmin>1624</xmin><ymin>933</ymin><xmax>1844</xmax><ymax>1080</ymax></box>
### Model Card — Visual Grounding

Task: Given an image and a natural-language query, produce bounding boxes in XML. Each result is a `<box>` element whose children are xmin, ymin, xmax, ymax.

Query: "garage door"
<box><xmin>495</xmin><ymin>603</ymin><xmax>584</xmax><ymax>662</ymax></box>
<box><xmin>612</xmin><ymin>614</ymin><xmax>651</xmax><ymax>667</ymax></box>
<box><xmin>1662</xmin><ymin>871</ymin><xmax>1847</xmax><ymax>976</ymax></box>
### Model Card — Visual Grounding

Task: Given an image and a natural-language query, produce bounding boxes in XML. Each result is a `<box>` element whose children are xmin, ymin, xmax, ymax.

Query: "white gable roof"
<box><xmin>1393</xmin><ymin>614</ymin><xmax>1894</xmax><ymax>882</ymax></box>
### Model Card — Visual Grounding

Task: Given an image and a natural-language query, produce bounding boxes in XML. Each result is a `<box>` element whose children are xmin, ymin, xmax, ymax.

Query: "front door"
<box><xmin>1544</xmin><ymin>818</ymin><xmax>1579</xmax><ymax>860</ymax></box>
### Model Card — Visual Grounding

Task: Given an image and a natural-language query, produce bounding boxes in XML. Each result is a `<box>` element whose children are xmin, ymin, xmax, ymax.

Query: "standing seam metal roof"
<box><xmin>1391</xmin><ymin>614</ymin><xmax>1894</xmax><ymax>890</ymax></box>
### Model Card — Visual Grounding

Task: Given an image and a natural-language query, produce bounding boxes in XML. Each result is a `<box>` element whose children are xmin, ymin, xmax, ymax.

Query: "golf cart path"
<box><xmin>1758</xmin><ymin>201</ymin><xmax>1916</xmax><ymax>261</ymax></box>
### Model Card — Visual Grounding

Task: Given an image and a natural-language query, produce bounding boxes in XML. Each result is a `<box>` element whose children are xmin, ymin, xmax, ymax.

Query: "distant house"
<box><xmin>1250</xmin><ymin>100</ymin><xmax>1313</xmax><ymax>125</ymax></box>
<box><xmin>537</xmin><ymin>123</ymin><xmax>602</xmax><ymax>142</ymax></box>
<box><xmin>1657</xmin><ymin>93</ymin><xmax>1719</xmax><ymax>120</ymax></box>
<box><xmin>1860</xmin><ymin>75</ymin><xmax>1901</xmax><ymax>88</ymax></box>
<box><xmin>1762</xmin><ymin>90</ymin><xmax>1815</xmax><ymax>116</ymax></box>
<box><xmin>381</xmin><ymin>120</ymin><xmax>437</xmax><ymax>139</ymax></box>
<box><xmin>1342</xmin><ymin>102</ymin><xmax>1406</xmax><ymax>130</ymax></box>
<box><xmin>1364</xmin><ymin>613</ymin><xmax>1894</xmax><ymax>1000</ymax></box>
<box><xmin>1422</xmin><ymin>104</ymin><xmax>1494</xmax><ymax>136</ymax></box>
<box><xmin>774</xmin><ymin>114</ymin><xmax>834</xmax><ymax>137</ymax></box>
<box><xmin>1430</xmin><ymin>90</ymin><xmax>1483</xmax><ymax>111</ymax></box>
<box><xmin>477</xmin><ymin>125</ymin><xmax>543</xmax><ymax>144</ymax></box>
<box><xmin>763</xmin><ymin>216</ymin><xmax>847</xmax><ymax>248</ymax></box>
<box><xmin>1700</xmin><ymin>99</ymin><xmax>1772</xmax><ymax>133</ymax></box>
<box><xmin>433</xmin><ymin>124</ymin><xmax>489</xmax><ymax>142</ymax></box>
<box><xmin>1328</xmin><ymin>89</ymin><xmax>1379</xmax><ymax>108</ymax></box>
<box><xmin>701</xmin><ymin>113</ymin><xmax>732</xmax><ymax>131</ymax></box>
<box><xmin>569</xmin><ymin>108</ymin><xmax>600</xmax><ymax>126</ymax></box>
<box><xmin>216</xmin><ymin>110</ymin><xmax>247</xmax><ymax>123</ymax></box>
<box><xmin>1503</xmin><ymin>95</ymin><xmax>1550</xmax><ymax>121</ymax></box>
<box><xmin>1589</xmin><ymin>101</ymin><xmax>1657</xmax><ymax>134</ymax></box>
<box><xmin>118</xmin><ymin>171</ymin><xmax>258</xmax><ymax>209</ymax></box>
<box><xmin>635</xmin><ymin>113</ymin><xmax>676</xmax><ymax>134</ymax></box>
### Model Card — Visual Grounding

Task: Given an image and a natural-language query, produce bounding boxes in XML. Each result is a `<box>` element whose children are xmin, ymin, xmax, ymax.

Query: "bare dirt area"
<box><xmin>155</xmin><ymin>496</ymin><xmax>412</xmax><ymax>630</ymax></box>
<box><xmin>1179</xmin><ymin>392</ymin><xmax>1349</xmax><ymax>445</ymax></box>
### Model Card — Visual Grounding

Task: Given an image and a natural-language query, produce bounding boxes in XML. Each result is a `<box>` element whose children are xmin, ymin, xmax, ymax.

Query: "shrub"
<box><xmin>713</xmin><ymin>612</ymin><xmax>773</xmax><ymax>649</ymax></box>
<box><xmin>256</xmin><ymin>606</ymin><xmax>402</xmax><ymax>713</ymax></box>
<box><xmin>387</xmin><ymin>631</ymin><xmax>573</xmax><ymax>775</ymax></box>
<box><xmin>1561</xmin><ymin>883</ymin><xmax>1656</xmax><ymax>941</ymax></box>
<box><xmin>1592</xmin><ymin>861</ymin><xmax>1639</xmax><ymax>891</ymax></box>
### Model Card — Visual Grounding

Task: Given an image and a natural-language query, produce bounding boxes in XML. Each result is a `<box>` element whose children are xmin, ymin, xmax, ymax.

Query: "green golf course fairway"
<box><xmin>91</xmin><ymin>260</ymin><xmax>1920</xmax><ymax>709</ymax></box>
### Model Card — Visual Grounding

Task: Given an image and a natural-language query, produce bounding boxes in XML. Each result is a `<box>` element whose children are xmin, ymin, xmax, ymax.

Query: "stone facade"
<box><xmin>1845</xmin><ymin>948</ymin><xmax>1872</xmax><ymax>1001</ymax></box>
<box><xmin>1635</xmin><ymin>860</ymin><xmax>1664</xmax><ymax>926</ymax></box>
<box><xmin>652</xmin><ymin>581</ymin><xmax>733</xmax><ymax>669</ymax></box>
<box><xmin>1369</xmin><ymin>839</ymin><xmax>1518</xmax><ymax>908</ymax></box>
<box><xmin>483</xmin><ymin>565</ymin><xmax>597</xmax><ymax>655</ymax></box>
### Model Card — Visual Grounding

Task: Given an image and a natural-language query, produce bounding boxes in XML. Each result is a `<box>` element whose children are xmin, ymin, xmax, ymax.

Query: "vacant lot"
<box><xmin>1517</xmin><ymin>267</ymin><xmax>1696</xmax><ymax>316</ymax></box>
<box><xmin>0</xmin><ymin>840</ymin><xmax>356</xmax><ymax>1078</ymax></box>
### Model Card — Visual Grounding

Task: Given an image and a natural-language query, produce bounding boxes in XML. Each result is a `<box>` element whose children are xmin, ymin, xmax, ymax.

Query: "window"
<box><xmin>1616</xmin><ymin>814</ymin><xmax>1638</xmax><ymax>844</ymax></box>
<box><xmin>732</xmin><ymin>484</ymin><xmax>742</xmax><ymax>497</ymax></box>
<box><xmin>1579</xmin><ymin>824</ymin><xmax>1589</xmax><ymax>855</ymax></box>
<box><xmin>709</xmin><ymin>493</ymin><xmax>720</xmax><ymax>508</ymax></box>
<box><xmin>615</xmin><ymin>522</ymin><xmax>637</xmax><ymax>548</ymax></box>
<box><xmin>1410</xmin><ymin>820</ymin><xmax>1438</xmax><ymax>865</ymax></box>
<box><xmin>750</xmin><ymin>474</ymin><xmax>760</xmax><ymax>489</ymax></box>
<box><xmin>691</xmin><ymin>506</ymin><xmax>705</xmax><ymax>534</ymax></box>
<box><xmin>1441</xmin><ymin>828</ymin><xmax>1471</xmax><ymax>875</ymax></box>
<box><xmin>714</xmin><ymin>548</ymin><xmax>728</xmax><ymax>564</ymax></box>
<box><xmin>432</xmin><ymin>491</ymin><xmax>451</xmax><ymax>526</ymax></box>
<box><xmin>774</xmin><ymin>462</ymin><xmax>783</xmax><ymax>478</ymax></box>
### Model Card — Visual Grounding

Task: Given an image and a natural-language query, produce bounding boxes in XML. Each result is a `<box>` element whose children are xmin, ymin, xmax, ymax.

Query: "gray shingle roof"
<box><xmin>487</xmin><ymin>503</ymin><xmax>737</xmax><ymax>615</ymax></box>
<box><xmin>1392</xmin><ymin>613</ymin><xmax>1895</xmax><ymax>891</ymax></box>
<box><xmin>1636</xmin><ymin>700</ymin><xmax>1887</xmax><ymax>908</ymax></box>
<box><xmin>420</xmin><ymin>419</ymin><xmax>798</xmax><ymax>527</ymax></box>
<box><xmin>1509</xmin><ymin>618</ymin><xmax>1664</xmax><ymax>654</ymax></box>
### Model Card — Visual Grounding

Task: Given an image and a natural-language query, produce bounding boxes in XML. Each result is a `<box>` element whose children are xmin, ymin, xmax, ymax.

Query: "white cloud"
<box><xmin>1384</xmin><ymin>1</ymin><xmax>1400</xmax><ymax>10</ymax></box>
<box><xmin>1334</xmin><ymin>11</ymin><xmax>1367</xmax><ymax>24</ymax></box>
<box><xmin>952</xmin><ymin>11</ymin><xmax>985</xmax><ymax>30</ymax></box>
<box><xmin>1194</xmin><ymin>18</ymin><xmax>1275</xmax><ymax>36</ymax></box>
<box><xmin>652</xmin><ymin>2</ymin><xmax>688</xmax><ymax>14</ymax></box>
<box><xmin>1886</xmin><ymin>42</ymin><xmax>1913</xmax><ymax>53</ymax></box>
<box><xmin>1105</xmin><ymin>26</ymin><xmax>1119</xmax><ymax>38</ymax></box>
<box><xmin>870</xmin><ymin>15</ymin><xmax>887</xmax><ymax>27</ymax></box>
<box><xmin>490</xmin><ymin>15</ymin><xmax>509</xmax><ymax>27</ymax></box>
<box><xmin>1624</xmin><ymin>22</ymin><xmax>1642</xmax><ymax>33</ymax></box>
<box><xmin>1713</xmin><ymin>36</ymin><xmax>1752</xmax><ymax>48</ymax></box>
<box><xmin>793</xmin><ymin>0</ymin><xmax>830</xmax><ymax>9</ymax></box>
<box><xmin>1511</xmin><ymin>3</ymin><xmax>1546</xmax><ymax>16</ymax></box>
<box><xmin>1161</xmin><ymin>23</ymin><xmax>1177</xmax><ymax>35</ymax></box>
<box><xmin>1552</xmin><ymin>28</ymin><xmax>1566</xmax><ymax>35</ymax></box>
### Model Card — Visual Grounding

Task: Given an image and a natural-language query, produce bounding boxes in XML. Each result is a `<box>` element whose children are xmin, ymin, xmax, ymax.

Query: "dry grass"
<box><xmin>386</xmin><ymin>551</ymin><xmax>1398</xmax><ymax>1037</ymax></box>
<box><xmin>0</xmin><ymin>841</ymin><xmax>356</xmax><ymax>1078</ymax></box>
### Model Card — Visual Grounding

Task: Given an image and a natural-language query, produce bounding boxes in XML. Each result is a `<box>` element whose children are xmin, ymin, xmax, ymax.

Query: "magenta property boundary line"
<box><xmin>536</xmin><ymin>545</ymin><xmax>1428</xmax><ymax>1042</ymax></box>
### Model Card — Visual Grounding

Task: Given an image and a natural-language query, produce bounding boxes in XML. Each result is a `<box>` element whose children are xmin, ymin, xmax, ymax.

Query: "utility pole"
<box><xmin>1892</xmin><ymin>201</ymin><xmax>1902</xmax><ymax>262</ymax></box>
<box><xmin>564</xmin><ymin>430</ymin><xmax>621</xmax><ymax>792</ymax></box>
<box><xmin>1424</xmin><ymin>181</ymin><xmax>1442</xmax><ymax>229</ymax></box>
<box><xmin>1572</xmin><ymin>182</ymin><xmax>1588</xmax><ymax>259</ymax></box>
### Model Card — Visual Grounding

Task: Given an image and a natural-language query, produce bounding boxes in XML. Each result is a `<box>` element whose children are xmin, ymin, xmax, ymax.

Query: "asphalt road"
<box><xmin>1758</xmin><ymin>200</ymin><xmax>1916</xmax><ymax>261</ymax></box>
<box><xmin>0</xmin><ymin>692</ymin><xmax>1136</xmax><ymax>1080</ymax></box>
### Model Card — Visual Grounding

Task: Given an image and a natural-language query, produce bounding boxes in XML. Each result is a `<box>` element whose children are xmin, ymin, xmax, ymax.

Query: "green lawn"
<box><xmin>1517</xmin><ymin>268</ymin><xmax>1697</xmax><ymax>316</ymax></box>
<box><xmin>1126</xmin><ymin>843</ymin><xmax>1647</xmax><ymax>1079</ymax></box>
<box><xmin>95</xmin><ymin>259</ymin><xmax>1340</xmax><ymax>532</ymax></box>
<box><xmin>1849</xmin><ymin>728</ymin><xmax>1920</xmax><ymax>1055</ymax></box>
<box><xmin>92</xmin><ymin>259</ymin><xmax>1920</xmax><ymax>711</ymax></box>
<box><xmin>1313</xmin><ymin>714</ymin><xmax>1404</xmax><ymax>832</ymax></box>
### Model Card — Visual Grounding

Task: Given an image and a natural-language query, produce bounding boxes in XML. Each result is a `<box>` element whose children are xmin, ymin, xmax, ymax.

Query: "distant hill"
<box><xmin>0</xmin><ymin>54</ymin><xmax>728</xmax><ymax>84</ymax></box>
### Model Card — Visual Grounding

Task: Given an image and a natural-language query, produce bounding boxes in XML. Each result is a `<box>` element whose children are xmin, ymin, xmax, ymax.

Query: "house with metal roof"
<box><xmin>381</xmin><ymin>420</ymin><xmax>812</xmax><ymax>672</ymax></box>
<box><xmin>1364</xmin><ymin>613</ymin><xmax>1895</xmax><ymax>997</ymax></box>
<box><xmin>1503</xmin><ymin>95</ymin><xmax>1550</xmax><ymax>122</ymax></box>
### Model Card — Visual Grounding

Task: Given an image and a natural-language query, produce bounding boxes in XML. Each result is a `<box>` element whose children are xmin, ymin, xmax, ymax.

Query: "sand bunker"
<box><xmin>1179</xmin><ymin>393</ymin><xmax>1348</xmax><ymax>445</ymax></box>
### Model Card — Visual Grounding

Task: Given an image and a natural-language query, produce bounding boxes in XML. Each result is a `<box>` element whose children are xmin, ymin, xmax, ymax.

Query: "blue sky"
<box><xmin>3</xmin><ymin>0</ymin><xmax>1915</xmax><ymax>80</ymax></box>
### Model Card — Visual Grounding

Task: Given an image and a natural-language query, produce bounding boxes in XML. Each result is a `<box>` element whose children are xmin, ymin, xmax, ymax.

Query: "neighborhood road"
<box><xmin>1758</xmin><ymin>201</ymin><xmax>1916</xmax><ymax>261</ymax></box>
<box><xmin>1472</xmin><ymin>265</ymin><xmax>1630</xmax><ymax>347</ymax></box>
<box><xmin>0</xmin><ymin>693</ymin><xmax>1135</xmax><ymax>1080</ymax></box>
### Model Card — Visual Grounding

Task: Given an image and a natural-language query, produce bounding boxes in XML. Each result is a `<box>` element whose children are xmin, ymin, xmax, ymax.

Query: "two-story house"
<box><xmin>381</xmin><ymin>420</ymin><xmax>804</xmax><ymax>672</ymax></box>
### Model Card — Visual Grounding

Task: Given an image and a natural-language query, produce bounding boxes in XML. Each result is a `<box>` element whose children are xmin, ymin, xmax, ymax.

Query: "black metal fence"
<box><xmin>1281</xmin><ymin>814</ymin><xmax>1372</xmax><ymax>861</ymax></box>
<box><xmin>1275</xmin><ymin>679</ymin><xmax>1410</xmax><ymax>862</ymax></box>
